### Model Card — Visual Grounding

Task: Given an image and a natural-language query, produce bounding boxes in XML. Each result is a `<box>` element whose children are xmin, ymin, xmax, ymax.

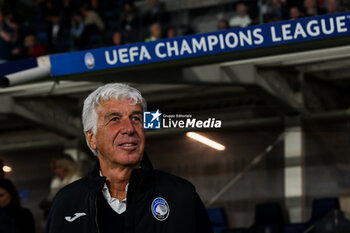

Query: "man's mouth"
<box><xmin>118</xmin><ymin>142</ymin><xmax>138</xmax><ymax>150</ymax></box>
<box><xmin>119</xmin><ymin>143</ymin><xmax>137</xmax><ymax>146</ymax></box>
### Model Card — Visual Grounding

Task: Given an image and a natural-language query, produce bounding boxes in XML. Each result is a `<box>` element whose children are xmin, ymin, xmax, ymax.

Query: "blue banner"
<box><xmin>50</xmin><ymin>12</ymin><xmax>350</xmax><ymax>77</ymax></box>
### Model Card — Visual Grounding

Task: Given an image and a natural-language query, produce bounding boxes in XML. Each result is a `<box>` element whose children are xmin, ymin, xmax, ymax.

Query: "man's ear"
<box><xmin>85</xmin><ymin>131</ymin><xmax>97</xmax><ymax>150</ymax></box>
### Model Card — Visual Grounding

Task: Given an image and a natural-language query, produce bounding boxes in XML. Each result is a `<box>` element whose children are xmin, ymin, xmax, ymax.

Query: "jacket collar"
<box><xmin>87</xmin><ymin>152</ymin><xmax>153</xmax><ymax>199</ymax></box>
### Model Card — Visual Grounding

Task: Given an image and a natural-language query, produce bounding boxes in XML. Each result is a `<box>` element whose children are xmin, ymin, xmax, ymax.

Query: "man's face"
<box><xmin>86</xmin><ymin>98</ymin><xmax>145</xmax><ymax>168</ymax></box>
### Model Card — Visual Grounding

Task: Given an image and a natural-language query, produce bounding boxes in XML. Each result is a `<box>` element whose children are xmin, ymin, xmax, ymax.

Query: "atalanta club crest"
<box><xmin>84</xmin><ymin>52</ymin><xmax>95</xmax><ymax>69</ymax></box>
<box><xmin>151</xmin><ymin>197</ymin><xmax>169</xmax><ymax>221</ymax></box>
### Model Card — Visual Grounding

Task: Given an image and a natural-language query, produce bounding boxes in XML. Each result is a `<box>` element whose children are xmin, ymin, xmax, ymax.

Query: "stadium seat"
<box><xmin>312</xmin><ymin>209</ymin><xmax>350</xmax><ymax>233</ymax></box>
<box><xmin>310</xmin><ymin>197</ymin><xmax>340</xmax><ymax>225</ymax></box>
<box><xmin>283</xmin><ymin>223</ymin><xmax>306</xmax><ymax>233</ymax></box>
<box><xmin>250</xmin><ymin>202</ymin><xmax>284</xmax><ymax>233</ymax></box>
<box><xmin>207</xmin><ymin>207</ymin><xmax>228</xmax><ymax>233</ymax></box>
<box><xmin>254</xmin><ymin>202</ymin><xmax>284</xmax><ymax>225</ymax></box>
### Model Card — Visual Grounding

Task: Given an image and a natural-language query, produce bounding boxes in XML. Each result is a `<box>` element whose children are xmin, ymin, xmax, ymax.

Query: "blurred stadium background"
<box><xmin>1</xmin><ymin>0</ymin><xmax>350</xmax><ymax>233</ymax></box>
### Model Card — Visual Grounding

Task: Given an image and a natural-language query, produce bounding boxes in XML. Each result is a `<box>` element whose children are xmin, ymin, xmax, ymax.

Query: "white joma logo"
<box><xmin>65</xmin><ymin>213</ymin><xmax>87</xmax><ymax>222</ymax></box>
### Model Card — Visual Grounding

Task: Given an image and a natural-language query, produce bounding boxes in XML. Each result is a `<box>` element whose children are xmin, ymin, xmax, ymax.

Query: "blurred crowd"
<box><xmin>0</xmin><ymin>0</ymin><xmax>349</xmax><ymax>63</ymax></box>
<box><xmin>0</xmin><ymin>154</ymin><xmax>81</xmax><ymax>233</ymax></box>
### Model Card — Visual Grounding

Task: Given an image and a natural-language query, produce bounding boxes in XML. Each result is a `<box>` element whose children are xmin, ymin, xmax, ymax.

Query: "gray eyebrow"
<box><xmin>104</xmin><ymin>112</ymin><xmax>122</xmax><ymax>119</ymax></box>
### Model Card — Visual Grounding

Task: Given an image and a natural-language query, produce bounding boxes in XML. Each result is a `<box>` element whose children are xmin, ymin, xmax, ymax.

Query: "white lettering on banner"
<box><xmin>167</xmin><ymin>41</ymin><xmax>179</xmax><ymax>57</ymax></box>
<box><xmin>105</xmin><ymin>46</ymin><xmax>151</xmax><ymax>65</ymax></box>
<box><xmin>253</xmin><ymin>28</ymin><xmax>264</xmax><ymax>44</ymax></box>
<box><xmin>155</xmin><ymin>43</ymin><xmax>166</xmax><ymax>58</ymax></box>
<box><xmin>271</xmin><ymin>26</ymin><xmax>281</xmax><ymax>42</ymax></box>
<box><xmin>307</xmin><ymin>20</ymin><xmax>320</xmax><ymax>36</ymax></box>
<box><xmin>269</xmin><ymin>16</ymin><xmax>348</xmax><ymax>41</ymax></box>
<box><xmin>336</xmin><ymin>16</ymin><xmax>347</xmax><ymax>32</ymax></box>
<box><xmin>239</xmin><ymin>30</ymin><xmax>253</xmax><ymax>46</ymax></box>
<box><xmin>119</xmin><ymin>48</ymin><xmax>129</xmax><ymax>63</ymax></box>
<box><xmin>282</xmin><ymin>24</ymin><xmax>293</xmax><ymax>40</ymax></box>
<box><xmin>140</xmin><ymin>46</ymin><xmax>151</xmax><ymax>61</ymax></box>
<box><xmin>294</xmin><ymin>23</ymin><xmax>307</xmax><ymax>39</ymax></box>
<box><xmin>207</xmin><ymin>35</ymin><xmax>218</xmax><ymax>51</ymax></box>
<box><xmin>180</xmin><ymin>40</ymin><xmax>192</xmax><ymax>55</ymax></box>
<box><xmin>219</xmin><ymin>34</ymin><xmax>225</xmax><ymax>49</ymax></box>
<box><xmin>102</xmin><ymin>15</ymin><xmax>349</xmax><ymax>67</ymax></box>
<box><xmin>225</xmin><ymin>32</ymin><xmax>239</xmax><ymax>48</ymax></box>
<box><xmin>321</xmin><ymin>19</ymin><xmax>334</xmax><ymax>35</ymax></box>
<box><xmin>129</xmin><ymin>47</ymin><xmax>139</xmax><ymax>62</ymax></box>
<box><xmin>105</xmin><ymin>50</ymin><xmax>117</xmax><ymax>65</ymax></box>
<box><xmin>192</xmin><ymin>37</ymin><xmax>207</xmax><ymax>53</ymax></box>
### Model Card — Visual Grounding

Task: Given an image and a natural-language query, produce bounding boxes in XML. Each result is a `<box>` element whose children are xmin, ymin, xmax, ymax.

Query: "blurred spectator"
<box><xmin>289</xmin><ymin>6</ymin><xmax>303</xmax><ymax>19</ymax></box>
<box><xmin>0</xmin><ymin>0</ymin><xmax>19</xmax><ymax>22</ymax></box>
<box><xmin>0</xmin><ymin>11</ymin><xmax>13</xmax><ymax>63</ymax></box>
<box><xmin>78</xmin><ymin>3</ymin><xmax>104</xmax><ymax>49</ymax></box>
<box><xmin>304</xmin><ymin>0</ymin><xmax>318</xmax><ymax>16</ymax></box>
<box><xmin>217</xmin><ymin>19</ymin><xmax>229</xmax><ymax>30</ymax></box>
<box><xmin>318</xmin><ymin>0</ymin><xmax>326</xmax><ymax>7</ymax></box>
<box><xmin>261</xmin><ymin>0</ymin><xmax>283</xmax><ymax>19</ymax></box>
<box><xmin>111</xmin><ymin>31</ymin><xmax>124</xmax><ymax>46</ymax></box>
<box><xmin>39</xmin><ymin>153</ymin><xmax>81</xmax><ymax>219</ymax></box>
<box><xmin>71</xmin><ymin>12</ymin><xmax>84</xmax><ymax>49</ymax></box>
<box><xmin>12</xmin><ymin>33</ymin><xmax>46</xmax><ymax>59</ymax></box>
<box><xmin>182</xmin><ymin>25</ymin><xmax>195</xmax><ymax>36</ymax></box>
<box><xmin>120</xmin><ymin>0</ymin><xmax>138</xmax><ymax>31</ymax></box>
<box><xmin>143</xmin><ymin>0</ymin><xmax>166</xmax><ymax>26</ymax></box>
<box><xmin>24</xmin><ymin>34</ymin><xmax>46</xmax><ymax>58</ymax></box>
<box><xmin>2</xmin><ymin>10</ymin><xmax>24</xmax><ymax>60</ymax></box>
<box><xmin>7</xmin><ymin>17</ymin><xmax>20</xmax><ymax>46</ymax></box>
<box><xmin>327</xmin><ymin>0</ymin><xmax>340</xmax><ymax>13</ymax></box>
<box><xmin>62</xmin><ymin>0</ymin><xmax>79</xmax><ymax>20</ymax></box>
<box><xmin>303</xmin><ymin>0</ymin><xmax>325</xmax><ymax>17</ymax></box>
<box><xmin>90</xmin><ymin>0</ymin><xmax>99</xmax><ymax>12</ymax></box>
<box><xmin>49</xmin><ymin>153</ymin><xmax>81</xmax><ymax>200</ymax></box>
<box><xmin>0</xmin><ymin>0</ymin><xmax>347</xmax><ymax>62</ymax></box>
<box><xmin>46</xmin><ymin>11</ymin><xmax>65</xmax><ymax>52</ymax></box>
<box><xmin>229</xmin><ymin>2</ymin><xmax>252</xmax><ymax>28</ymax></box>
<box><xmin>165</xmin><ymin>25</ymin><xmax>177</xmax><ymax>38</ymax></box>
<box><xmin>80</xmin><ymin>3</ymin><xmax>104</xmax><ymax>33</ymax></box>
<box><xmin>342</xmin><ymin>0</ymin><xmax>350</xmax><ymax>10</ymax></box>
<box><xmin>34</xmin><ymin>0</ymin><xmax>49</xmax><ymax>19</ymax></box>
<box><xmin>42</xmin><ymin>0</ymin><xmax>57</xmax><ymax>20</ymax></box>
<box><xmin>145</xmin><ymin>22</ymin><xmax>162</xmax><ymax>41</ymax></box>
<box><xmin>0</xmin><ymin>178</ymin><xmax>36</xmax><ymax>233</ymax></box>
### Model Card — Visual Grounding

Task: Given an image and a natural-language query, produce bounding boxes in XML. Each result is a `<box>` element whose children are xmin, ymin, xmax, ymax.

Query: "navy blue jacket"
<box><xmin>46</xmin><ymin>154</ymin><xmax>213</xmax><ymax>233</ymax></box>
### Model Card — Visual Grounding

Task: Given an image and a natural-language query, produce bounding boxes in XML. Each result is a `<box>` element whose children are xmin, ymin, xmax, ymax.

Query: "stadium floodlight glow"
<box><xmin>3</xmin><ymin>165</ymin><xmax>12</xmax><ymax>173</ymax></box>
<box><xmin>186</xmin><ymin>132</ymin><xmax>226</xmax><ymax>151</ymax></box>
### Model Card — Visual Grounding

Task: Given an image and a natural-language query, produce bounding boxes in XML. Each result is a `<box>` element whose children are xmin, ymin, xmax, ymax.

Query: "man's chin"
<box><xmin>116</xmin><ymin>152</ymin><xmax>143</xmax><ymax>165</ymax></box>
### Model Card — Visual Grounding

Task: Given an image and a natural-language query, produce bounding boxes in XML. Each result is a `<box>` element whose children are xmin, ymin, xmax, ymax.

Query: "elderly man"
<box><xmin>46</xmin><ymin>83</ymin><xmax>213</xmax><ymax>233</ymax></box>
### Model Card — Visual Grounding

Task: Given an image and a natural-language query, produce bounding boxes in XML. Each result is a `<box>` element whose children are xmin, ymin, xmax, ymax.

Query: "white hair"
<box><xmin>82</xmin><ymin>83</ymin><xmax>147</xmax><ymax>156</ymax></box>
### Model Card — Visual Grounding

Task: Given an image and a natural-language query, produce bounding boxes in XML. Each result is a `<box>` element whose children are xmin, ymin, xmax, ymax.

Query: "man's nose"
<box><xmin>120</xmin><ymin>118</ymin><xmax>135</xmax><ymax>135</ymax></box>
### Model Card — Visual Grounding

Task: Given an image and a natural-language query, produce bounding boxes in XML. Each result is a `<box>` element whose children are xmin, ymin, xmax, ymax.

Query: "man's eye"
<box><xmin>132</xmin><ymin>116</ymin><xmax>141</xmax><ymax>122</ymax></box>
<box><xmin>111</xmin><ymin>117</ymin><xmax>120</xmax><ymax>122</ymax></box>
